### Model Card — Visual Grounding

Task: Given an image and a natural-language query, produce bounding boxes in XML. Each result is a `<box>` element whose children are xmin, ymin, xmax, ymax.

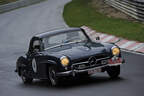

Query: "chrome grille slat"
<box><xmin>72</xmin><ymin>56</ymin><xmax>110</xmax><ymax>70</ymax></box>
<box><xmin>73</xmin><ymin>56</ymin><xmax>110</xmax><ymax>66</ymax></box>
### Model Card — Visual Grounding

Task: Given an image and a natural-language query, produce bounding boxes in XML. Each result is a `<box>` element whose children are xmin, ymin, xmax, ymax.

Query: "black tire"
<box><xmin>48</xmin><ymin>66</ymin><xmax>59</xmax><ymax>86</ymax></box>
<box><xmin>107</xmin><ymin>65</ymin><xmax>120</xmax><ymax>79</ymax></box>
<box><xmin>21</xmin><ymin>69</ymin><xmax>33</xmax><ymax>84</ymax></box>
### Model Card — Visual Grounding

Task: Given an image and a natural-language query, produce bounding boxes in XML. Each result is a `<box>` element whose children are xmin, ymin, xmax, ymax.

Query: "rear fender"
<box><xmin>16</xmin><ymin>56</ymin><xmax>28</xmax><ymax>76</ymax></box>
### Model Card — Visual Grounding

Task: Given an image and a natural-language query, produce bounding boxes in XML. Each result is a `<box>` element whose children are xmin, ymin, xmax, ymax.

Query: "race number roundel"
<box><xmin>32</xmin><ymin>58</ymin><xmax>37</xmax><ymax>73</ymax></box>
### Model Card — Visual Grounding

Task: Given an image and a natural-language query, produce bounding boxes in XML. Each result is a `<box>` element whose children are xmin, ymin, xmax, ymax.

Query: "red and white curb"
<box><xmin>81</xmin><ymin>26</ymin><xmax>144</xmax><ymax>55</ymax></box>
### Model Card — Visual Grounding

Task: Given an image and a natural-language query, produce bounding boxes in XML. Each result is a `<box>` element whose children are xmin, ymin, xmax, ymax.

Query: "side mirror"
<box><xmin>96</xmin><ymin>36</ymin><xmax>100</xmax><ymax>40</ymax></box>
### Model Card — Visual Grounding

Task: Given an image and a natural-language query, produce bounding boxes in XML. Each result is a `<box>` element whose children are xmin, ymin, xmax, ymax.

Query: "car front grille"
<box><xmin>72</xmin><ymin>54</ymin><xmax>110</xmax><ymax>70</ymax></box>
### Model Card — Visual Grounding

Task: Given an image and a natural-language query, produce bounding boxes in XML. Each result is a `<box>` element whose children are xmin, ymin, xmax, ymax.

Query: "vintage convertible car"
<box><xmin>15</xmin><ymin>28</ymin><xmax>124</xmax><ymax>86</ymax></box>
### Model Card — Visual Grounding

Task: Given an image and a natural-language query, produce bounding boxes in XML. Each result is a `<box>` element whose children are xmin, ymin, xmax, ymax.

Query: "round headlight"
<box><xmin>60</xmin><ymin>56</ymin><xmax>69</xmax><ymax>67</ymax></box>
<box><xmin>112</xmin><ymin>46</ymin><xmax>120</xmax><ymax>56</ymax></box>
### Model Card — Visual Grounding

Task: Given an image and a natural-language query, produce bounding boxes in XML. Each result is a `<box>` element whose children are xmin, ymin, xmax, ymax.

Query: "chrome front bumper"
<box><xmin>56</xmin><ymin>63</ymin><xmax>123</xmax><ymax>77</ymax></box>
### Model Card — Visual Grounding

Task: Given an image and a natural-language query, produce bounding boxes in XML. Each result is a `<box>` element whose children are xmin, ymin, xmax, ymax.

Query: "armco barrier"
<box><xmin>105</xmin><ymin>0</ymin><xmax>144</xmax><ymax>21</ymax></box>
<box><xmin>0</xmin><ymin>0</ymin><xmax>44</xmax><ymax>13</ymax></box>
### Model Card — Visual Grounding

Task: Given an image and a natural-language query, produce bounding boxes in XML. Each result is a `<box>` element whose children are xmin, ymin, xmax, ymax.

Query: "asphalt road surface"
<box><xmin>0</xmin><ymin>0</ymin><xmax>144</xmax><ymax>96</ymax></box>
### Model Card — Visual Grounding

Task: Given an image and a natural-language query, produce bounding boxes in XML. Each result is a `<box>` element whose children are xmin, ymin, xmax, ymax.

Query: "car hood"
<box><xmin>43</xmin><ymin>42</ymin><xmax>111</xmax><ymax>60</ymax></box>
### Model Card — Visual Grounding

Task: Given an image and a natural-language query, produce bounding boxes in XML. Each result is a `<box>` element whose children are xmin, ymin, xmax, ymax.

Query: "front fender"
<box><xmin>40</xmin><ymin>59</ymin><xmax>57</xmax><ymax>66</ymax></box>
<box><xmin>47</xmin><ymin>60</ymin><xmax>57</xmax><ymax>65</ymax></box>
<box><xmin>40</xmin><ymin>59</ymin><xmax>64</xmax><ymax>73</ymax></box>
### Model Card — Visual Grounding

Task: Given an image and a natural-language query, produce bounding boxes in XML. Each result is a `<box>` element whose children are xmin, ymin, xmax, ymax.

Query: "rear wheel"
<box><xmin>21</xmin><ymin>69</ymin><xmax>33</xmax><ymax>84</ymax></box>
<box><xmin>107</xmin><ymin>65</ymin><xmax>120</xmax><ymax>79</ymax></box>
<box><xmin>48</xmin><ymin>66</ymin><xmax>59</xmax><ymax>86</ymax></box>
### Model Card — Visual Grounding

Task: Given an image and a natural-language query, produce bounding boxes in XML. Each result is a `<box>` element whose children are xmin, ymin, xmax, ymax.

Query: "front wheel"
<box><xmin>107</xmin><ymin>65</ymin><xmax>120</xmax><ymax>79</ymax></box>
<box><xmin>48</xmin><ymin>66</ymin><xmax>59</xmax><ymax>86</ymax></box>
<box><xmin>21</xmin><ymin>69</ymin><xmax>33</xmax><ymax>84</ymax></box>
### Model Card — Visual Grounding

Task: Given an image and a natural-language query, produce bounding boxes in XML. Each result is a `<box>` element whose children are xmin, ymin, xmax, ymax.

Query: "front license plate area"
<box><xmin>88</xmin><ymin>68</ymin><xmax>101</xmax><ymax>74</ymax></box>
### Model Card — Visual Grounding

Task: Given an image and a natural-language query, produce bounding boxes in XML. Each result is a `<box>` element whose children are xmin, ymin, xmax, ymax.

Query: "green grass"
<box><xmin>0</xmin><ymin>0</ymin><xmax>18</xmax><ymax>5</ymax></box>
<box><xmin>63</xmin><ymin>0</ymin><xmax>144</xmax><ymax>42</ymax></box>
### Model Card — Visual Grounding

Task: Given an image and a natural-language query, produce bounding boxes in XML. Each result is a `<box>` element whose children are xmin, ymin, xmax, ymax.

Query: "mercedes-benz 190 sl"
<box><xmin>15</xmin><ymin>28</ymin><xmax>125</xmax><ymax>86</ymax></box>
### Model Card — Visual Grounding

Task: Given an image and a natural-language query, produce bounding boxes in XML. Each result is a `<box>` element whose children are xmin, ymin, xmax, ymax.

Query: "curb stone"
<box><xmin>81</xmin><ymin>26</ymin><xmax>144</xmax><ymax>53</ymax></box>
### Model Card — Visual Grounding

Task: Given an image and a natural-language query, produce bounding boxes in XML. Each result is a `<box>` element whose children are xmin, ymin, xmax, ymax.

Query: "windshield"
<box><xmin>43</xmin><ymin>30</ymin><xmax>88</xmax><ymax>50</ymax></box>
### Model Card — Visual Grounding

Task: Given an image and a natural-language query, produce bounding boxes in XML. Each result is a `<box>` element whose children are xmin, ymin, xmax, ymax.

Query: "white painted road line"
<box><xmin>135</xmin><ymin>44</ymin><xmax>144</xmax><ymax>52</ymax></box>
<box><xmin>122</xmin><ymin>49</ymin><xmax>144</xmax><ymax>56</ymax></box>
<box><xmin>130</xmin><ymin>43</ymin><xmax>144</xmax><ymax>50</ymax></box>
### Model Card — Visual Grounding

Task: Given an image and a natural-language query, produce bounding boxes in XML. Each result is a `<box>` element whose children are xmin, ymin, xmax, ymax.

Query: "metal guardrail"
<box><xmin>0</xmin><ymin>0</ymin><xmax>44</xmax><ymax>13</ymax></box>
<box><xmin>105</xmin><ymin>0</ymin><xmax>144</xmax><ymax>21</ymax></box>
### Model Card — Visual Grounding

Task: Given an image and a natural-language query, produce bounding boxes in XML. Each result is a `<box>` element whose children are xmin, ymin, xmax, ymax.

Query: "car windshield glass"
<box><xmin>43</xmin><ymin>30</ymin><xmax>88</xmax><ymax>50</ymax></box>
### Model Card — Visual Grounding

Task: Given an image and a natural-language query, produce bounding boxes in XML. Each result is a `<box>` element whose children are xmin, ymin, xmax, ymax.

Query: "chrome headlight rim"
<box><xmin>60</xmin><ymin>56</ymin><xmax>69</xmax><ymax>67</ymax></box>
<box><xmin>111</xmin><ymin>46</ymin><xmax>120</xmax><ymax>56</ymax></box>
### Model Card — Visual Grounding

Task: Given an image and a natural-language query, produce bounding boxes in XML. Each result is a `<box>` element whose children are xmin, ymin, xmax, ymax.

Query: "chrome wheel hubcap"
<box><xmin>49</xmin><ymin>69</ymin><xmax>57</xmax><ymax>86</ymax></box>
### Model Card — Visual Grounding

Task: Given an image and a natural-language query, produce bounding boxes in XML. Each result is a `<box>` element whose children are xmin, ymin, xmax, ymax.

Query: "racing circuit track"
<box><xmin>0</xmin><ymin>0</ymin><xmax>144</xmax><ymax>96</ymax></box>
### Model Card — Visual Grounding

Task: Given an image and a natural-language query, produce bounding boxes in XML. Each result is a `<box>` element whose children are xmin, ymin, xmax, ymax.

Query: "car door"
<box><xmin>28</xmin><ymin>39</ymin><xmax>42</xmax><ymax>78</ymax></box>
<box><xmin>30</xmin><ymin>39</ymin><xmax>49</xmax><ymax>79</ymax></box>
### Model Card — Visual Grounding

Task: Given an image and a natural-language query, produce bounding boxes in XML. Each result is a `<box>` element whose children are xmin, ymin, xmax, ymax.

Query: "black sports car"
<box><xmin>15</xmin><ymin>28</ymin><xmax>125</xmax><ymax>86</ymax></box>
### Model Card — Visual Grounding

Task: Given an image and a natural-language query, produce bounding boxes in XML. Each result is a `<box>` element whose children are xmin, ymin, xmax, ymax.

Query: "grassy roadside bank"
<box><xmin>63</xmin><ymin>0</ymin><xmax>144</xmax><ymax>42</ymax></box>
<box><xmin>0</xmin><ymin>0</ymin><xmax>18</xmax><ymax>5</ymax></box>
